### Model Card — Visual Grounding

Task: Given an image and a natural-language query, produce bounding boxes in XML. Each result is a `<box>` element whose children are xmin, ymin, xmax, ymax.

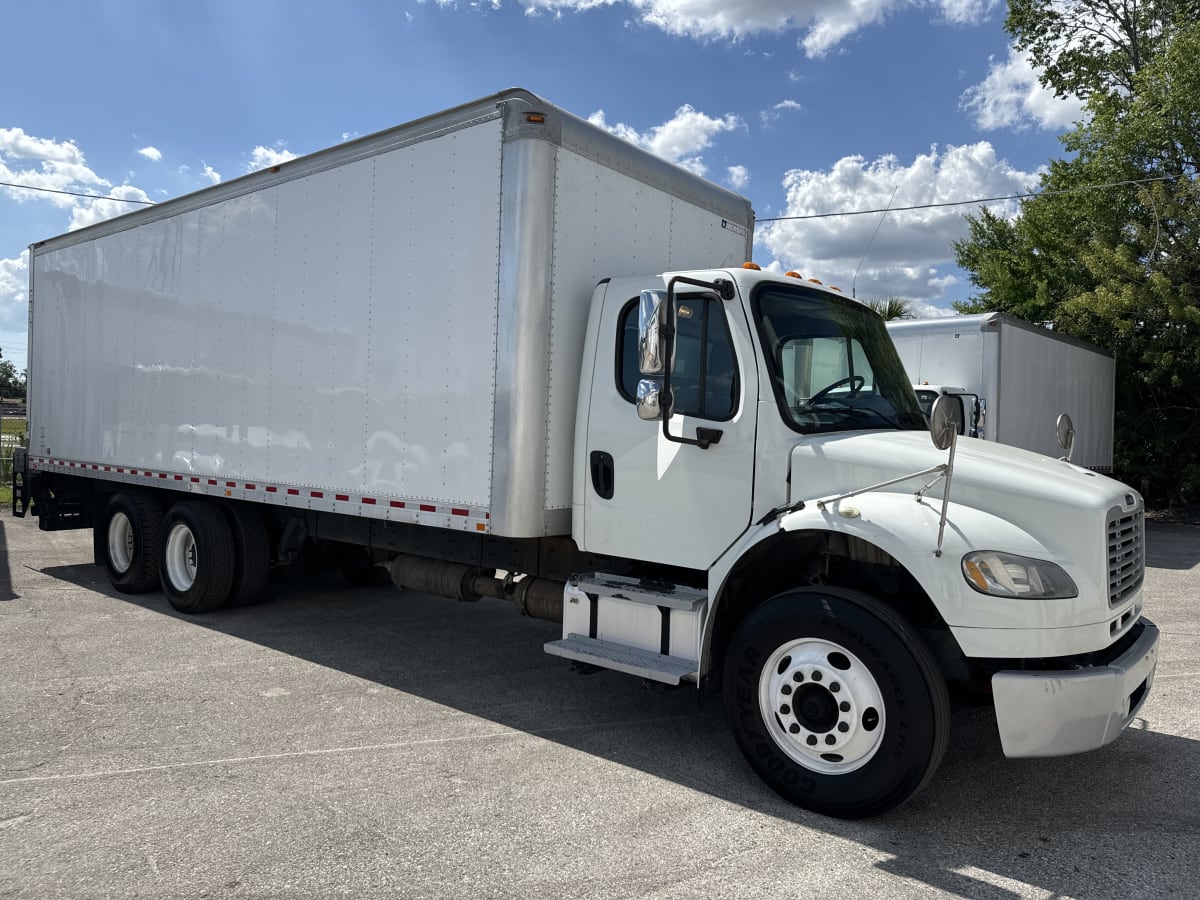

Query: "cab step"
<box><xmin>544</xmin><ymin>573</ymin><xmax>707</xmax><ymax>684</ymax></box>
<box><xmin>545</xmin><ymin>635</ymin><xmax>698</xmax><ymax>684</ymax></box>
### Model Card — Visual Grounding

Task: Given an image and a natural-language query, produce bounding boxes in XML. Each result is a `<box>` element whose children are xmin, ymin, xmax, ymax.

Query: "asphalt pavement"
<box><xmin>1</xmin><ymin>514</ymin><xmax>1197</xmax><ymax>899</ymax></box>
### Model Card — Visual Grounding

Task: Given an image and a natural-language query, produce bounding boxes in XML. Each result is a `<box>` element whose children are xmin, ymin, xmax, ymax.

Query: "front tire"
<box><xmin>723</xmin><ymin>587</ymin><xmax>949</xmax><ymax>819</ymax></box>
<box><xmin>159</xmin><ymin>501</ymin><xmax>235</xmax><ymax>614</ymax></box>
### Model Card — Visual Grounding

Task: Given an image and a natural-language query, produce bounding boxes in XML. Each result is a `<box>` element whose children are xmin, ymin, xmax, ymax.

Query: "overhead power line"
<box><xmin>0</xmin><ymin>181</ymin><xmax>155</xmax><ymax>206</ymax></box>
<box><xmin>756</xmin><ymin>174</ymin><xmax>1188</xmax><ymax>223</ymax></box>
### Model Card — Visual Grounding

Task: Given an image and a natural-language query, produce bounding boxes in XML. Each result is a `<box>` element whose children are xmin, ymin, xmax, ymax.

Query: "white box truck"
<box><xmin>886</xmin><ymin>313</ymin><xmax>1116</xmax><ymax>471</ymax></box>
<box><xmin>14</xmin><ymin>89</ymin><xmax>1157</xmax><ymax>819</ymax></box>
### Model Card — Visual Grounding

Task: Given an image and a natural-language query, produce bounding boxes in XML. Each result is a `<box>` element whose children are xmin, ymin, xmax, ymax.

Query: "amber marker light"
<box><xmin>742</xmin><ymin>262</ymin><xmax>761</xmax><ymax>270</ymax></box>
<box><xmin>526</xmin><ymin>114</ymin><xmax>546</xmax><ymax>124</ymax></box>
<box><xmin>785</xmin><ymin>271</ymin><xmax>802</xmax><ymax>278</ymax></box>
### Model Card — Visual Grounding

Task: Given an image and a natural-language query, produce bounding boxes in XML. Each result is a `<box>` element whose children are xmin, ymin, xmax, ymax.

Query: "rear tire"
<box><xmin>723</xmin><ymin>586</ymin><xmax>950</xmax><ymax>819</ymax></box>
<box><xmin>223</xmin><ymin>503</ymin><xmax>271</xmax><ymax>608</ymax></box>
<box><xmin>159</xmin><ymin>501</ymin><xmax>235</xmax><ymax>614</ymax></box>
<box><xmin>103</xmin><ymin>491</ymin><xmax>163</xmax><ymax>594</ymax></box>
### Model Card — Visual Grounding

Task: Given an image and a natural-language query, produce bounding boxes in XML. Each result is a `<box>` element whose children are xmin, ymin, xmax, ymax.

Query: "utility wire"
<box><xmin>0</xmin><ymin>181</ymin><xmax>155</xmax><ymax>206</ymax></box>
<box><xmin>756</xmin><ymin>173</ymin><xmax>1188</xmax><ymax>223</ymax></box>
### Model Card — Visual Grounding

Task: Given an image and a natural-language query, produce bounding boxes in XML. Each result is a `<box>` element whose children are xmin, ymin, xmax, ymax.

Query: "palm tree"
<box><xmin>865</xmin><ymin>297</ymin><xmax>913</xmax><ymax>320</ymax></box>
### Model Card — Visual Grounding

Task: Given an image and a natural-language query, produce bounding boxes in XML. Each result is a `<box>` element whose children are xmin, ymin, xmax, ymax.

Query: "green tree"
<box><xmin>954</xmin><ymin>8</ymin><xmax>1200</xmax><ymax>502</ymax></box>
<box><xmin>865</xmin><ymin>297</ymin><xmax>914</xmax><ymax>320</ymax></box>
<box><xmin>0</xmin><ymin>357</ymin><xmax>24</xmax><ymax>401</ymax></box>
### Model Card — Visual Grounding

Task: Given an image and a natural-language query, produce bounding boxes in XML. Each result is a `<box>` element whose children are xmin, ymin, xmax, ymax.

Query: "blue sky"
<box><xmin>0</xmin><ymin>0</ymin><xmax>1085</xmax><ymax>374</ymax></box>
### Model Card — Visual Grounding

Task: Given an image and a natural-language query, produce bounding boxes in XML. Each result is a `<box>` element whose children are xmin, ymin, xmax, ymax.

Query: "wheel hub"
<box><xmin>760</xmin><ymin>638</ymin><xmax>886</xmax><ymax>774</ymax></box>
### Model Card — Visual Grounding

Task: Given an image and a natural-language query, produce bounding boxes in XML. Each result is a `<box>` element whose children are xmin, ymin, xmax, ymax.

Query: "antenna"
<box><xmin>852</xmin><ymin>185</ymin><xmax>899</xmax><ymax>299</ymax></box>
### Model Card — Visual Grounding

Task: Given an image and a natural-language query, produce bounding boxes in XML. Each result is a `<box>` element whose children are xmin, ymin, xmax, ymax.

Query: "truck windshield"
<box><xmin>753</xmin><ymin>285</ymin><xmax>926</xmax><ymax>435</ymax></box>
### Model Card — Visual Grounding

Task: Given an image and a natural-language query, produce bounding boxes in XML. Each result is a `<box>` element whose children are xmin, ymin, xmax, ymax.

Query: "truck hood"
<box><xmin>790</xmin><ymin>430</ymin><xmax>1135</xmax><ymax>517</ymax></box>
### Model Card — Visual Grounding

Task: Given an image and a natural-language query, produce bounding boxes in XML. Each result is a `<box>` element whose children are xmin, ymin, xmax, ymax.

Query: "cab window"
<box><xmin>617</xmin><ymin>295</ymin><xmax>738</xmax><ymax>421</ymax></box>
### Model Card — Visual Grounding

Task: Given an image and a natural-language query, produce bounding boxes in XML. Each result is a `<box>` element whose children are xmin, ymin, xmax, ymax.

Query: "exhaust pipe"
<box><xmin>386</xmin><ymin>554</ymin><xmax>563</xmax><ymax>623</ymax></box>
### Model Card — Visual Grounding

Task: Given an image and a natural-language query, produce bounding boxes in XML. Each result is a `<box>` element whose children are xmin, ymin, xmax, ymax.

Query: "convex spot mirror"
<box><xmin>1057</xmin><ymin>413</ymin><xmax>1075</xmax><ymax>460</ymax></box>
<box><xmin>929</xmin><ymin>395</ymin><xmax>959</xmax><ymax>451</ymax></box>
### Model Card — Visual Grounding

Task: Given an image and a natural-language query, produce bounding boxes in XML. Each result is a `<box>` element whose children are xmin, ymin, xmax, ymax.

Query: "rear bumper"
<box><xmin>992</xmin><ymin>618</ymin><xmax>1159</xmax><ymax>758</ymax></box>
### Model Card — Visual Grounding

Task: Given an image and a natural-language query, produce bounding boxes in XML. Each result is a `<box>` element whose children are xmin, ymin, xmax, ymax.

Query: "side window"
<box><xmin>617</xmin><ymin>296</ymin><xmax>739</xmax><ymax>421</ymax></box>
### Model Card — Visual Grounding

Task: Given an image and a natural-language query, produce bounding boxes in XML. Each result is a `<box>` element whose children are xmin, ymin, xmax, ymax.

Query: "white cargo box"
<box><xmin>886</xmin><ymin>313</ymin><xmax>1115</xmax><ymax>470</ymax></box>
<box><xmin>28</xmin><ymin>89</ymin><xmax>753</xmax><ymax>538</ymax></box>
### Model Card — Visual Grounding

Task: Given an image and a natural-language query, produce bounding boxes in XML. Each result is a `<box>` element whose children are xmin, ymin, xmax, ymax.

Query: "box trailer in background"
<box><xmin>886</xmin><ymin>313</ymin><xmax>1115</xmax><ymax>471</ymax></box>
<box><xmin>15</xmin><ymin>89</ymin><xmax>1156</xmax><ymax>820</ymax></box>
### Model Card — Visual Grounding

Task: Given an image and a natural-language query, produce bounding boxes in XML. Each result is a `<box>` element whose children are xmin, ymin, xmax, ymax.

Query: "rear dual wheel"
<box><xmin>160</xmin><ymin>501</ymin><xmax>235</xmax><ymax>614</ymax></box>
<box><xmin>723</xmin><ymin>586</ymin><xmax>949</xmax><ymax>819</ymax></box>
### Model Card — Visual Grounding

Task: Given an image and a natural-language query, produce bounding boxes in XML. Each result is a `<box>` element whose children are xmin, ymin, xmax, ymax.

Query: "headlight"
<box><xmin>961</xmin><ymin>551</ymin><xmax>1078</xmax><ymax>599</ymax></box>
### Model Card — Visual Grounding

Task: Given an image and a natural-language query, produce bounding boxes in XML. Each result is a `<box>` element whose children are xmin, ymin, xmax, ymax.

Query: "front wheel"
<box><xmin>723</xmin><ymin>587</ymin><xmax>949</xmax><ymax>819</ymax></box>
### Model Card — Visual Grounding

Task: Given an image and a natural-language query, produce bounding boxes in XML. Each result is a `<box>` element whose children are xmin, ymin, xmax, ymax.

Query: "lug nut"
<box><xmin>789</xmin><ymin>724</ymin><xmax>800</xmax><ymax>734</ymax></box>
<box><xmin>837</xmin><ymin>722</ymin><xmax>849</xmax><ymax>733</ymax></box>
<box><xmin>839</xmin><ymin>701</ymin><xmax>850</xmax><ymax>712</ymax></box>
<box><xmin>780</xmin><ymin>704</ymin><xmax>791</xmax><ymax>715</ymax></box>
<box><xmin>812</xmin><ymin>671</ymin><xmax>823</xmax><ymax>682</ymax></box>
<box><xmin>806</xmin><ymin>735</ymin><xmax>818</xmax><ymax>746</ymax></box>
<box><xmin>781</xmin><ymin>685</ymin><xmax>792</xmax><ymax>695</ymax></box>
<box><xmin>825</xmin><ymin>735</ymin><xmax>836</xmax><ymax>745</ymax></box>
<box><xmin>792</xmin><ymin>672</ymin><xmax>804</xmax><ymax>683</ymax></box>
<box><xmin>829</xmin><ymin>682</ymin><xmax>840</xmax><ymax>693</ymax></box>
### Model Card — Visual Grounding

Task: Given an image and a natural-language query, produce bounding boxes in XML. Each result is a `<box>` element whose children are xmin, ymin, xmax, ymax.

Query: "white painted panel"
<box><xmin>545</xmin><ymin>151</ymin><xmax>752</xmax><ymax>514</ymax></box>
<box><xmin>31</xmin><ymin>118</ymin><xmax>503</xmax><ymax>509</ymax></box>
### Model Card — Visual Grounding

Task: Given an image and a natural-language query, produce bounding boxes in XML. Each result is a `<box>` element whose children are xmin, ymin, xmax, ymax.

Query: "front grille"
<box><xmin>1107</xmin><ymin>507</ymin><xmax>1144</xmax><ymax>607</ymax></box>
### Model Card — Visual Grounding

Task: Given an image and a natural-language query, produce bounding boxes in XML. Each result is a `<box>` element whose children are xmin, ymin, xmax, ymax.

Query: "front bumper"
<box><xmin>992</xmin><ymin>618</ymin><xmax>1159</xmax><ymax>757</ymax></box>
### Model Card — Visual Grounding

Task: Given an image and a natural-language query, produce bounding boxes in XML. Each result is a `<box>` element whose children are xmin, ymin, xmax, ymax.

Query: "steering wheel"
<box><xmin>807</xmin><ymin>374</ymin><xmax>865</xmax><ymax>406</ymax></box>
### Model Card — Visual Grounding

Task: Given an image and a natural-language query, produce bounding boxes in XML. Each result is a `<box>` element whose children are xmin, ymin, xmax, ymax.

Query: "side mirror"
<box><xmin>1057</xmin><ymin>413</ymin><xmax>1075</xmax><ymax>462</ymax></box>
<box><xmin>638</xmin><ymin>290</ymin><xmax>667</xmax><ymax>376</ymax></box>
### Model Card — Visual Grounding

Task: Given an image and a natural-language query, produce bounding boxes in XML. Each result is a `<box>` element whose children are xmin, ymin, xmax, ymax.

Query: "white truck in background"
<box><xmin>14</xmin><ymin>89</ymin><xmax>1157</xmax><ymax>819</ymax></box>
<box><xmin>886</xmin><ymin>313</ymin><xmax>1116</xmax><ymax>471</ymax></box>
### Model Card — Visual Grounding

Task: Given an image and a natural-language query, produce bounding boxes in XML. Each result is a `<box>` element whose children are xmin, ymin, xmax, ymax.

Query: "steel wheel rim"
<box><xmin>164</xmin><ymin>522</ymin><xmax>198</xmax><ymax>591</ymax></box>
<box><xmin>759</xmin><ymin>637</ymin><xmax>886</xmax><ymax>774</ymax></box>
<box><xmin>107</xmin><ymin>511</ymin><xmax>135</xmax><ymax>573</ymax></box>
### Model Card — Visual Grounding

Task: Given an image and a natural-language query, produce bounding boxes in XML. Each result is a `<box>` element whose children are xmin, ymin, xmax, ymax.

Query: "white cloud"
<box><xmin>758</xmin><ymin>142</ymin><xmax>1040</xmax><ymax>304</ymax></box>
<box><xmin>0</xmin><ymin>251</ymin><xmax>28</xmax><ymax>331</ymax></box>
<box><xmin>727</xmin><ymin>165</ymin><xmax>749</xmax><ymax>190</ymax></box>
<box><xmin>960</xmin><ymin>48</ymin><xmax>1086</xmax><ymax>131</ymax></box>
<box><xmin>514</xmin><ymin>0</ymin><xmax>997</xmax><ymax>55</ymax></box>
<box><xmin>67</xmin><ymin>184</ymin><xmax>153</xmax><ymax>231</ymax></box>
<box><xmin>200</xmin><ymin>162</ymin><xmax>222</xmax><ymax>184</ymax></box>
<box><xmin>245</xmin><ymin>145</ymin><xmax>299</xmax><ymax>173</ymax></box>
<box><xmin>588</xmin><ymin>104</ymin><xmax>742</xmax><ymax>176</ymax></box>
<box><xmin>138</xmin><ymin>146</ymin><xmax>162</xmax><ymax>162</ymax></box>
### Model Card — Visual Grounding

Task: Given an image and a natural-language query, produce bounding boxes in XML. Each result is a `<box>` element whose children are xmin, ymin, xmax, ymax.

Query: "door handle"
<box><xmin>590</xmin><ymin>450</ymin><xmax>615</xmax><ymax>500</ymax></box>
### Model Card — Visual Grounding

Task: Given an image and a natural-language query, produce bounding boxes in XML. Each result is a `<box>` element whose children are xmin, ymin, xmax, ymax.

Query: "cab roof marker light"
<box><xmin>742</xmin><ymin>262</ymin><xmax>761</xmax><ymax>270</ymax></box>
<box><xmin>807</xmin><ymin>278</ymin><xmax>823</xmax><ymax>285</ymax></box>
<box><xmin>784</xmin><ymin>271</ymin><xmax>802</xmax><ymax>279</ymax></box>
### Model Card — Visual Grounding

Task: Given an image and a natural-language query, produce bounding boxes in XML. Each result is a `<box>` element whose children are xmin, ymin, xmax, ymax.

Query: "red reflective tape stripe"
<box><xmin>208</xmin><ymin>479</ymin><xmax>218</xmax><ymax>485</ymax></box>
<box><xmin>174</xmin><ymin>475</ymin><xmax>183</xmax><ymax>481</ymax></box>
<box><xmin>191</xmin><ymin>477</ymin><xmax>200</xmax><ymax>483</ymax></box>
<box><xmin>451</xmin><ymin>508</ymin><xmax>468</xmax><ymax>517</ymax></box>
<box><xmin>361</xmin><ymin>497</ymin><xmax>376</xmax><ymax>505</ymax></box>
<box><xmin>335</xmin><ymin>494</ymin><xmax>349</xmax><ymax>502</ymax></box>
<box><xmin>287</xmin><ymin>488</ymin><xmax>299</xmax><ymax>496</ymax></box>
<box><xmin>419</xmin><ymin>504</ymin><xmax>436</xmax><ymax>513</ymax></box>
<box><xmin>245</xmin><ymin>484</ymin><xmax>256</xmax><ymax>490</ymax></box>
<box><xmin>266</xmin><ymin>486</ymin><xmax>277</xmax><ymax>493</ymax></box>
<box><xmin>158</xmin><ymin>473</ymin><xmax>167</xmax><ymax>478</ymax></box>
<box><xmin>104</xmin><ymin>466</ymin><xmax>111</xmax><ymax>472</ymax></box>
<box><xmin>226</xmin><ymin>481</ymin><xmax>236</xmax><ymax>487</ymax></box>
<box><xmin>117</xmin><ymin>468</ymin><xmax>125</xmax><ymax>473</ymax></box>
<box><xmin>390</xmin><ymin>501</ymin><xmax>405</xmax><ymax>509</ymax></box>
<box><xmin>311</xmin><ymin>491</ymin><xmax>324</xmax><ymax>498</ymax></box>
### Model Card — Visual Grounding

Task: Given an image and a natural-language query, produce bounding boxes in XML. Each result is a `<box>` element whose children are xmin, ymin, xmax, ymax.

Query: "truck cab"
<box><xmin>565</xmin><ymin>265</ymin><xmax>1157</xmax><ymax>818</ymax></box>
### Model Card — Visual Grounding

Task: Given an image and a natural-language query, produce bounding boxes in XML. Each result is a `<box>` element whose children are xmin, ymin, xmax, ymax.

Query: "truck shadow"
<box><xmin>33</xmin><ymin>558</ymin><xmax>1199</xmax><ymax>898</ymax></box>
